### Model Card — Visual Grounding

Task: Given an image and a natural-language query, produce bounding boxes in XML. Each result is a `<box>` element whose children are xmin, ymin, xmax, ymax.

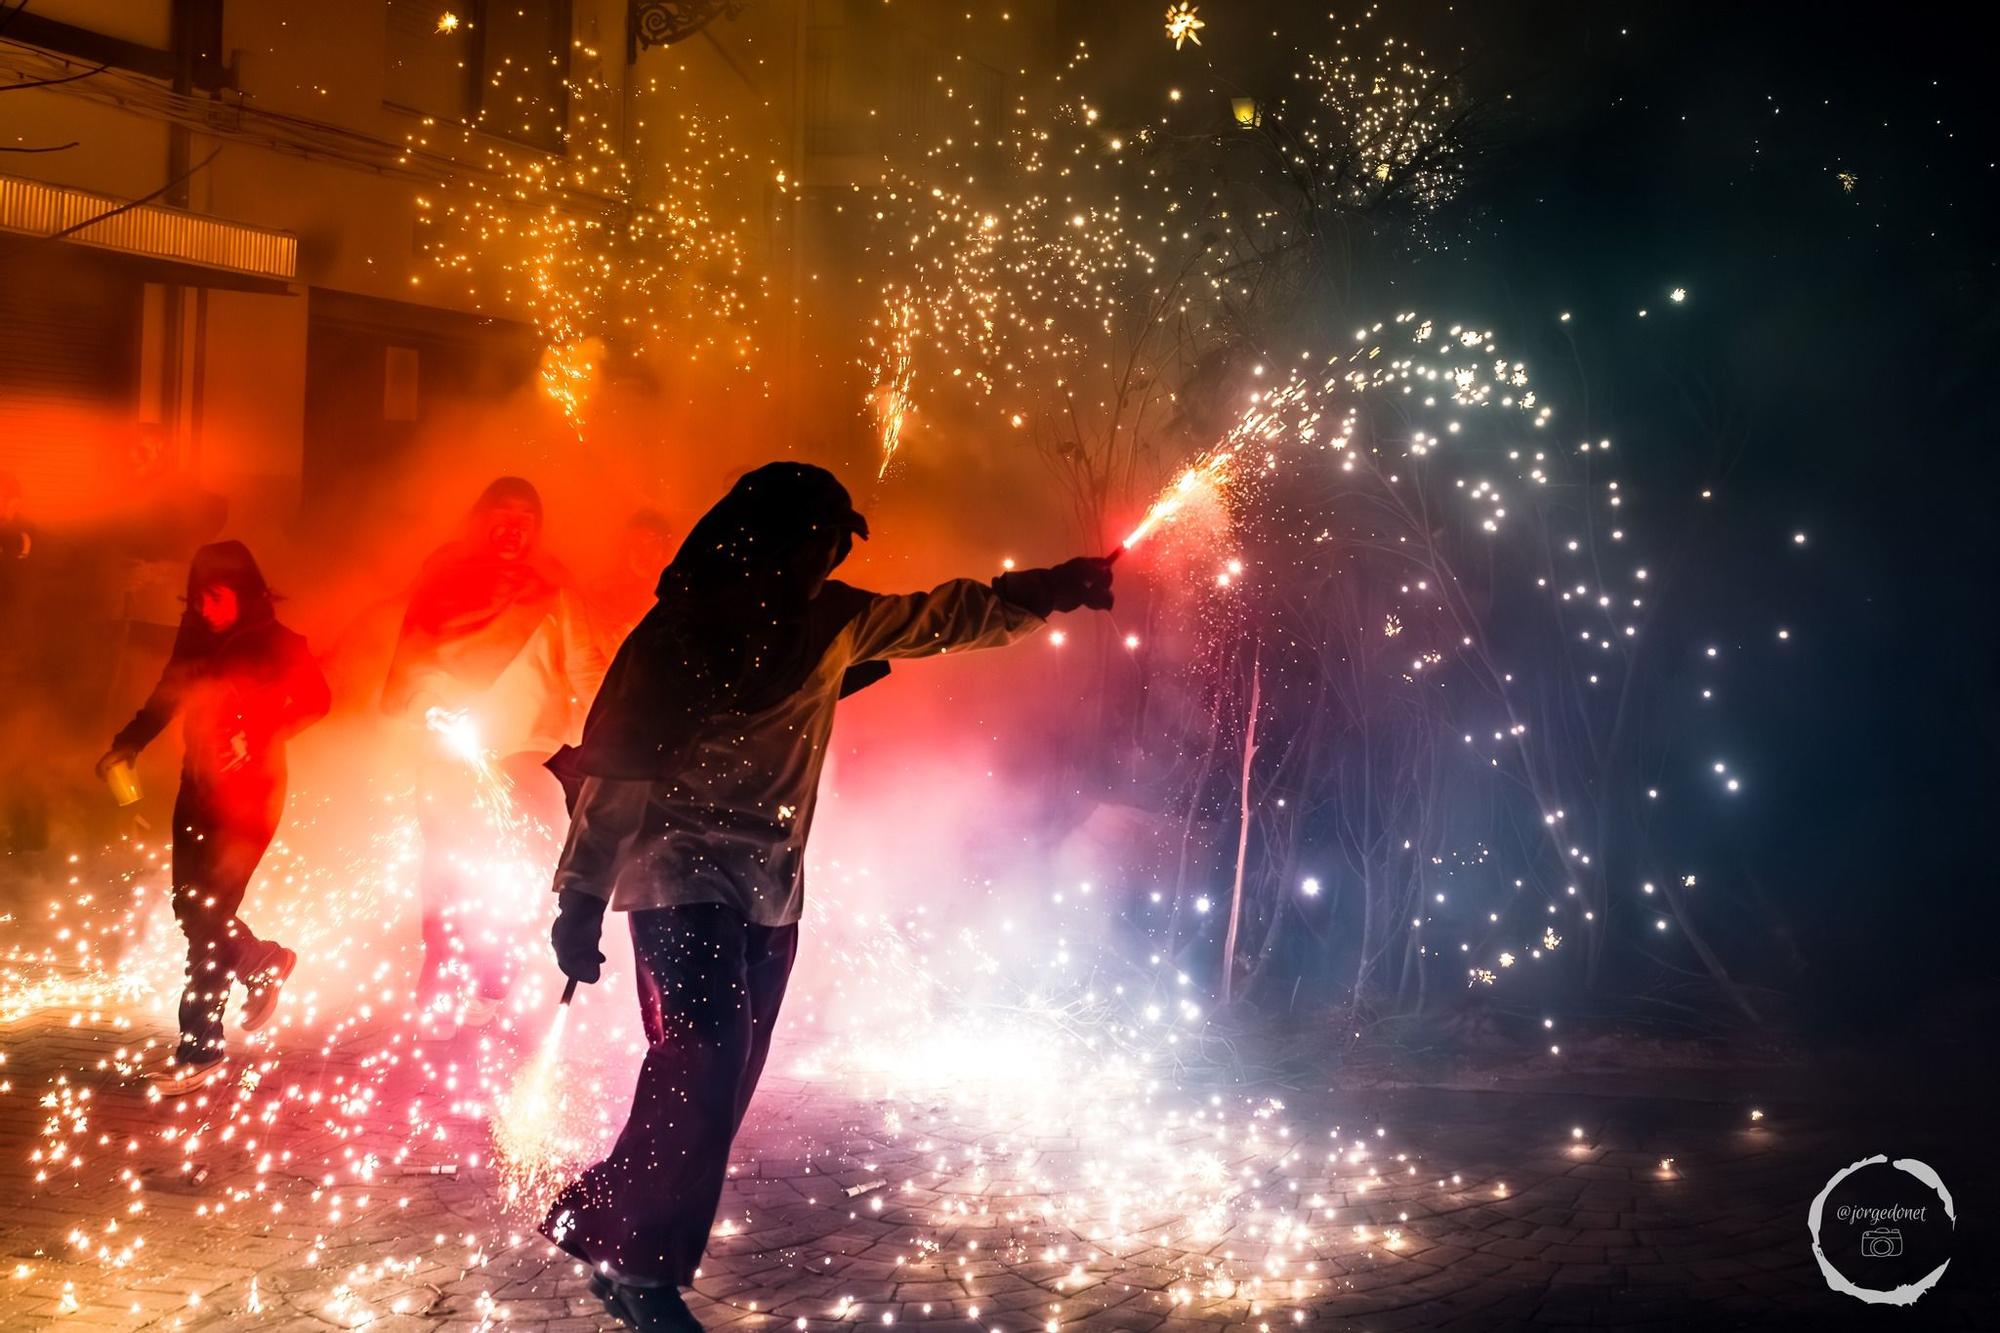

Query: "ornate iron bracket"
<box><xmin>628</xmin><ymin>0</ymin><xmax>746</xmax><ymax>61</ymax></box>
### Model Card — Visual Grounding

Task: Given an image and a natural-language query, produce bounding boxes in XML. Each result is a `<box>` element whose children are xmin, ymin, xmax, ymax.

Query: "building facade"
<box><xmin>2</xmin><ymin>0</ymin><xmax>1055</xmax><ymax>535</ymax></box>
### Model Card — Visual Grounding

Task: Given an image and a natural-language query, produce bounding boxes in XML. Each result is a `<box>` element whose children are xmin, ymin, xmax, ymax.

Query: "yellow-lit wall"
<box><xmin>1</xmin><ymin>1</ymin><xmax>1075</xmax><ymax>527</ymax></box>
<box><xmin>2</xmin><ymin>0</ymin><xmax>804</xmax><ymax>524</ymax></box>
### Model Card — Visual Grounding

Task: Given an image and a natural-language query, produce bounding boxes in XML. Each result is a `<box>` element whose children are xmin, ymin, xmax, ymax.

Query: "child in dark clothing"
<box><xmin>98</xmin><ymin>541</ymin><xmax>330</xmax><ymax>1095</ymax></box>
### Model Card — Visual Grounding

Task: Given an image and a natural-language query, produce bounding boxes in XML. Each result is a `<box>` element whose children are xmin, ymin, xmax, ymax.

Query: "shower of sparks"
<box><xmin>434</xmin><ymin>10</ymin><xmax>459</xmax><ymax>34</ymax></box>
<box><xmin>0</xmin><ymin>790</ymin><xmax>1484</xmax><ymax>1329</ymax></box>
<box><xmin>849</xmin><ymin>10</ymin><xmax>1466</xmax><ymax>469</ymax></box>
<box><xmin>536</xmin><ymin>336</ymin><xmax>604</xmax><ymax>434</ymax></box>
<box><xmin>1121</xmin><ymin>376</ymin><xmax>1320</xmax><ymax>550</ymax></box>
<box><xmin>493</xmin><ymin>1002</ymin><xmax>590</xmax><ymax>1212</ymax></box>
<box><xmin>0</xmin><ymin>7</ymin><xmax>1808</xmax><ymax>1323</ymax></box>
<box><xmin>1297</xmin><ymin>41</ymin><xmax>1465</xmax><ymax>215</ymax></box>
<box><xmin>1124</xmin><ymin>454</ymin><xmax>1234</xmax><ymax>551</ymax></box>
<box><xmin>410</xmin><ymin>56</ymin><xmax>771</xmax><ymax>422</ymax></box>
<box><xmin>424</xmin><ymin>705</ymin><xmax>485</xmax><ymax>773</ymax></box>
<box><xmin>868</xmin><ymin>299</ymin><xmax>918</xmax><ymax>475</ymax></box>
<box><xmin>1164</xmin><ymin>3</ymin><xmax>1206</xmax><ymax>50</ymax></box>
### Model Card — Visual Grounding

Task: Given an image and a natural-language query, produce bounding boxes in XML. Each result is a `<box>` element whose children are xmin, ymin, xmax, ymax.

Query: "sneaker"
<box><xmin>151</xmin><ymin>1054</ymin><xmax>226</xmax><ymax>1097</ymax></box>
<box><xmin>587</xmin><ymin>1272</ymin><xmax>703</xmax><ymax>1333</ymax></box>
<box><xmin>238</xmin><ymin>946</ymin><xmax>298</xmax><ymax>1033</ymax></box>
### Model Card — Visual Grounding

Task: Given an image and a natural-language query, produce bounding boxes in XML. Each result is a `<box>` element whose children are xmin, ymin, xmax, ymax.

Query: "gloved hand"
<box><xmin>95</xmin><ymin>747</ymin><xmax>137</xmax><ymax>781</ymax></box>
<box><xmin>551</xmin><ymin>890</ymin><xmax>607</xmax><ymax>985</ymax></box>
<box><xmin>992</xmin><ymin>555</ymin><xmax>1115</xmax><ymax>618</ymax></box>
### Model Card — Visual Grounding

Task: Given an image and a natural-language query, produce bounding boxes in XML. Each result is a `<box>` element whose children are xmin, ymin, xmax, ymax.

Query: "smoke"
<box><xmin>0</xmin><ymin>334</ymin><xmax>1127</xmax><ymax>1070</ymax></box>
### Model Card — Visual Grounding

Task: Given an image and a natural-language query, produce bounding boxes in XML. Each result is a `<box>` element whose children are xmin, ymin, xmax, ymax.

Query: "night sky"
<box><xmin>1416</xmin><ymin>2</ymin><xmax>2000</xmax><ymax>1022</ymax></box>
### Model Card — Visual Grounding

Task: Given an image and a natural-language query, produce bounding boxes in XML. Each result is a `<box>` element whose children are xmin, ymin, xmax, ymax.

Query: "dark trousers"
<box><xmin>542</xmin><ymin>904</ymin><xmax>797</xmax><ymax>1287</ymax></box>
<box><xmin>171</xmin><ymin>775</ymin><xmax>282</xmax><ymax>1060</ymax></box>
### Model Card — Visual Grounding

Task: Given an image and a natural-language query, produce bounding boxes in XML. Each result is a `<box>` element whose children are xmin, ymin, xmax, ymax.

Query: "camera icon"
<box><xmin>1860</xmin><ymin>1228</ymin><xmax>1903</xmax><ymax>1258</ymax></box>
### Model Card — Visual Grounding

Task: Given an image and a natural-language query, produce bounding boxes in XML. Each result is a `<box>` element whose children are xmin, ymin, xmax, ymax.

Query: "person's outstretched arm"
<box><xmin>847</xmin><ymin>556</ymin><xmax>1114</xmax><ymax>661</ymax></box>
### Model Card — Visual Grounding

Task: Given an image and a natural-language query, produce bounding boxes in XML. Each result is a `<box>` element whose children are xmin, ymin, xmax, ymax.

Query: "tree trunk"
<box><xmin>1221</xmin><ymin>647</ymin><xmax>1260</xmax><ymax>1004</ymax></box>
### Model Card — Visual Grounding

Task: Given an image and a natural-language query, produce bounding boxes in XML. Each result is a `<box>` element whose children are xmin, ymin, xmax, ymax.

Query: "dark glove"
<box><xmin>992</xmin><ymin>555</ymin><xmax>1115</xmax><ymax>618</ymax></box>
<box><xmin>551</xmin><ymin>890</ymin><xmax>607</xmax><ymax>985</ymax></box>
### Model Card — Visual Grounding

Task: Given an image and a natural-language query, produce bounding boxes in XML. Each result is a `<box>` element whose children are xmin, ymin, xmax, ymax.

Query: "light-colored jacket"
<box><xmin>553</xmin><ymin>578</ymin><xmax>1040</xmax><ymax>925</ymax></box>
<box><xmin>387</xmin><ymin>585</ymin><xmax>605</xmax><ymax>758</ymax></box>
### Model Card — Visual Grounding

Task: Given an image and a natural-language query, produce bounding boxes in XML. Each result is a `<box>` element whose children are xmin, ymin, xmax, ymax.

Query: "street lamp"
<box><xmin>629</xmin><ymin>0</ymin><xmax>745</xmax><ymax>60</ymax></box>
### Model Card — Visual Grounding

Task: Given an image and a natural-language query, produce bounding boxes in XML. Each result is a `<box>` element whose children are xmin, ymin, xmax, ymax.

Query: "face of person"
<box><xmin>624</xmin><ymin>526</ymin><xmax>670</xmax><ymax>580</ymax></box>
<box><xmin>197</xmin><ymin>583</ymin><xmax>240</xmax><ymax>632</ymax></box>
<box><xmin>129</xmin><ymin>432</ymin><xmax>164</xmax><ymax>476</ymax></box>
<box><xmin>485</xmin><ymin>499</ymin><xmax>539</xmax><ymax>561</ymax></box>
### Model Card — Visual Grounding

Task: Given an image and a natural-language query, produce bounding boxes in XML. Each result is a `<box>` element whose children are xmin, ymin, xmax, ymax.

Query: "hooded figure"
<box><xmin>99</xmin><ymin>541</ymin><xmax>330</xmax><ymax>1094</ymax></box>
<box><xmin>384</xmin><ymin>478</ymin><xmax>606</xmax><ymax>1031</ymax></box>
<box><xmin>538</xmin><ymin>462</ymin><xmax>1112</xmax><ymax>1333</ymax></box>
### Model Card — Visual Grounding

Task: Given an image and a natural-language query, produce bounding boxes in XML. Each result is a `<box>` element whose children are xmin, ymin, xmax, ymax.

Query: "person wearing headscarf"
<box><xmin>537</xmin><ymin>462</ymin><xmax>1113</xmax><ymax>1332</ymax></box>
<box><xmin>383</xmin><ymin>477</ymin><xmax>607</xmax><ymax>1033</ymax></box>
<box><xmin>97</xmin><ymin>541</ymin><xmax>330</xmax><ymax>1095</ymax></box>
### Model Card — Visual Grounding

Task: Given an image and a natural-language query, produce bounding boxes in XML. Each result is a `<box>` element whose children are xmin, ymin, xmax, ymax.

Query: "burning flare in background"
<box><xmin>536</xmin><ymin>337</ymin><xmax>605</xmax><ymax>436</ymax></box>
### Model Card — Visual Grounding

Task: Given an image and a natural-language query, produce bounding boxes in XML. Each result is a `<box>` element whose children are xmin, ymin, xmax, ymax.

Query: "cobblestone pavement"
<box><xmin>0</xmin><ymin>1006</ymin><xmax>1986</xmax><ymax>1332</ymax></box>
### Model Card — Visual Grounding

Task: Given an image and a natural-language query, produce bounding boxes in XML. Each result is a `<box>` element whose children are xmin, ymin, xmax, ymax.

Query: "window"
<box><xmin>805</xmin><ymin>10</ymin><xmax>1003</xmax><ymax>166</ymax></box>
<box><xmin>385</xmin><ymin>0</ymin><xmax>571</xmax><ymax>153</ymax></box>
<box><xmin>386</xmin><ymin>0</ymin><xmax>477</xmax><ymax>123</ymax></box>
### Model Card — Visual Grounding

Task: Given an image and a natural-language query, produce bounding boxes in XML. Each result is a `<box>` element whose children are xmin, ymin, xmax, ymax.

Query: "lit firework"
<box><xmin>0</xmin><ymin>2</ymin><xmax>1798</xmax><ymax>1319</ymax></box>
<box><xmin>868</xmin><ymin>298</ymin><xmax>918</xmax><ymax>475</ymax></box>
<box><xmin>849</xmin><ymin>6</ymin><xmax>1467</xmax><ymax>498</ymax></box>
<box><xmin>1165</xmin><ymin>3</ymin><xmax>1207</xmax><ymax>50</ymax></box>
<box><xmin>492</xmin><ymin>997</ymin><xmax>594</xmax><ymax>1214</ymax></box>
<box><xmin>536</xmin><ymin>336</ymin><xmax>605</xmax><ymax>435</ymax></box>
<box><xmin>411</xmin><ymin>54</ymin><xmax>772</xmax><ymax>434</ymax></box>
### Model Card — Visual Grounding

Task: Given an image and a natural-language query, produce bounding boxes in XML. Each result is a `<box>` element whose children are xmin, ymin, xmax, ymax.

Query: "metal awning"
<box><xmin>0</xmin><ymin>172</ymin><xmax>297</xmax><ymax>289</ymax></box>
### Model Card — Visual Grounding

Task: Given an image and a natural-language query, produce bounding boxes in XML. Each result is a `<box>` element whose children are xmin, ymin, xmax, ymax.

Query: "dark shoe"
<box><xmin>150</xmin><ymin>1053</ymin><xmax>226</xmax><ymax>1097</ymax></box>
<box><xmin>588</xmin><ymin>1271</ymin><xmax>703</xmax><ymax>1332</ymax></box>
<box><xmin>239</xmin><ymin>946</ymin><xmax>298</xmax><ymax>1033</ymax></box>
<box><xmin>586</xmin><ymin>1273</ymin><xmax>619</xmax><ymax>1321</ymax></box>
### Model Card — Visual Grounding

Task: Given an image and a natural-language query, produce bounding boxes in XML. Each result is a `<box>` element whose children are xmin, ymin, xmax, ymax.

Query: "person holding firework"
<box><xmin>539</xmin><ymin>462</ymin><xmax>1113</xmax><ymax>1332</ymax></box>
<box><xmin>383</xmin><ymin>477</ymin><xmax>606</xmax><ymax>1035</ymax></box>
<box><xmin>98</xmin><ymin>541</ymin><xmax>330</xmax><ymax>1095</ymax></box>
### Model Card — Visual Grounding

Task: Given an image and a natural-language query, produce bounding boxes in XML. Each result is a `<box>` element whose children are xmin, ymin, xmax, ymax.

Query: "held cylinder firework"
<box><xmin>104</xmin><ymin>758</ymin><xmax>142</xmax><ymax>807</ymax></box>
<box><xmin>560</xmin><ymin>977</ymin><xmax>578</xmax><ymax>1006</ymax></box>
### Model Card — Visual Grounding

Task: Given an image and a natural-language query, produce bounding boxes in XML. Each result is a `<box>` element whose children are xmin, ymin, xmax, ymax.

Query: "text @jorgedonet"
<box><xmin>1835</xmin><ymin>1204</ymin><xmax>1930</xmax><ymax>1225</ymax></box>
